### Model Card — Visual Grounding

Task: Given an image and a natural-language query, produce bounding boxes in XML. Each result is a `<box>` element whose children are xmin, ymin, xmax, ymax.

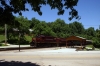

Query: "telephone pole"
<box><xmin>5</xmin><ymin>24</ymin><xmax>7</xmax><ymax>44</ymax></box>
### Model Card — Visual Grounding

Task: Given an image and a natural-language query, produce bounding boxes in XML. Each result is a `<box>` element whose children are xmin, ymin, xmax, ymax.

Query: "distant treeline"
<box><xmin>0</xmin><ymin>16</ymin><xmax>100</xmax><ymax>47</ymax></box>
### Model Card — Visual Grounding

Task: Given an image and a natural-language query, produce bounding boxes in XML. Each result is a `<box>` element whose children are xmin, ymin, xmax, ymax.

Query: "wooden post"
<box><xmin>34</xmin><ymin>38</ymin><xmax>37</xmax><ymax>47</ymax></box>
<box><xmin>19</xmin><ymin>33</ymin><xmax>21</xmax><ymax>52</ymax></box>
<box><xmin>66</xmin><ymin>41</ymin><xmax>67</xmax><ymax>48</ymax></box>
<box><xmin>5</xmin><ymin>24</ymin><xmax>7</xmax><ymax>45</ymax></box>
<box><xmin>57</xmin><ymin>41</ymin><xmax>59</xmax><ymax>47</ymax></box>
<box><xmin>80</xmin><ymin>40</ymin><xmax>83</xmax><ymax>49</ymax></box>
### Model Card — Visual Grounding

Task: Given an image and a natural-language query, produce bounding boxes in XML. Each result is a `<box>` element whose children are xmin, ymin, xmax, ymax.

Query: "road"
<box><xmin>0</xmin><ymin>48</ymin><xmax>100</xmax><ymax>66</ymax></box>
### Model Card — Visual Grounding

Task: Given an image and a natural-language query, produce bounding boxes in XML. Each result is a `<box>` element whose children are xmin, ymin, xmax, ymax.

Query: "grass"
<box><xmin>0</xmin><ymin>35</ymin><xmax>5</xmax><ymax>42</ymax></box>
<box><xmin>25</xmin><ymin>35</ymin><xmax>32</xmax><ymax>42</ymax></box>
<box><xmin>85</xmin><ymin>44</ymin><xmax>94</xmax><ymax>48</ymax></box>
<box><xmin>82</xmin><ymin>44</ymin><xmax>100</xmax><ymax>51</ymax></box>
<box><xmin>0</xmin><ymin>34</ymin><xmax>32</xmax><ymax>45</ymax></box>
<box><xmin>0</xmin><ymin>43</ymin><xmax>8</xmax><ymax>46</ymax></box>
<box><xmin>15</xmin><ymin>35</ymin><xmax>32</xmax><ymax>45</ymax></box>
<box><xmin>0</xmin><ymin>34</ymin><xmax>8</xmax><ymax>46</ymax></box>
<box><xmin>95</xmin><ymin>48</ymin><xmax>100</xmax><ymax>50</ymax></box>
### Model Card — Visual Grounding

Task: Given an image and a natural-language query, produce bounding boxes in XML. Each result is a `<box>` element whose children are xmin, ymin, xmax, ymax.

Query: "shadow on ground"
<box><xmin>0</xmin><ymin>60</ymin><xmax>40</xmax><ymax>66</ymax></box>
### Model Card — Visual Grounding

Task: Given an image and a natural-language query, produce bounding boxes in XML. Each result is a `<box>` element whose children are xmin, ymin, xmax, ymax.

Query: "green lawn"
<box><xmin>0</xmin><ymin>43</ymin><xmax>8</xmax><ymax>46</ymax></box>
<box><xmin>0</xmin><ymin>34</ymin><xmax>32</xmax><ymax>45</ymax></box>
<box><xmin>16</xmin><ymin>35</ymin><xmax>32</xmax><ymax>45</ymax></box>
<box><xmin>85</xmin><ymin>44</ymin><xmax>95</xmax><ymax>50</ymax></box>
<box><xmin>25</xmin><ymin>35</ymin><xmax>32</xmax><ymax>42</ymax></box>
<box><xmin>0</xmin><ymin>35</ymin><xmax>5</xmax><ymax>42</ymax></box>
<box><xmin>85</xmin><ymin>45</ymin><xmax>94</xmax><ymax>48</ymax></box>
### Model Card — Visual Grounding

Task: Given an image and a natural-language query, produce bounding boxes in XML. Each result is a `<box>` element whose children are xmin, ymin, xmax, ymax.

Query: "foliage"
<box><xmin>51</xmin><ymin>19</ymin><xmax>67</xmax><ymax>37</ymax></box>
<box><xmin>72</xmin><ymin>22</ymin><xmax>84</xmax><ymax>34</ymax></box>
<box><xmin>0</xmin><ymin>35</ymin><xmax>5</xmax><ymax>42</ymax></box>
<box><xmin>0</xmin><ymin>16</ymin><xmax>100</xmax><ymax>47</ymax></box>
<box><xmin>92</xmin><ymin>37</ymin><xmax>100</xmax><ymax>48</ymax></box>
<box><xmin>0</xmin><ymin>43</ymin><xmax>8</xmax><ymax>46</ymax></box>
<box><xmin>25</xmin><ymin>35</ymin><xmax>32</xmax><ymax>42</ymax></box>
<box><xmin>85</xmin><ymin>45</ymin><xmax>95</xmax><ymax>50</ymax></box>
<box><xmin>6</xmin><ymin>16</ymin><xmax>31</xmax><ymax>44</ymax></box>
<box><xmin>30</xmin><ymin>20</ymin><xmax>55</xmax><ymax>37</ymax></box>
<box><xmin>85</xmin><ymin>45</ymin><xmax>94</xmax><ymax>48</ymax></box>
<box><xmin>85</xmin><ymin>27</ymin><xmax>96</xmax><ymax>37</ymax></box>
<box><xmin>0</xmin><ymin>0</ymin><xmax>80</xmax><ymax>26</ymax></box>
<box><xmin>0</xmin><ymin>27</ymin><xmax>5</xmax><ymax>34</ymax></box>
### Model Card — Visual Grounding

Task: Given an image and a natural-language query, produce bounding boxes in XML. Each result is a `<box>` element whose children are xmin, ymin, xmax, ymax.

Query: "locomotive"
<box><xmin>30</xmin><ymin>35</ymin><xmax>66</xmax><ymax>47</ymax></box>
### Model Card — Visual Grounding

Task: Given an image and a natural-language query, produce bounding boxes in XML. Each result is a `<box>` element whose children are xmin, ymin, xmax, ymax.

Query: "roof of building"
<box><xmin>66</xmin><ymin>36</ymin><xmax>92</xmax><ymax>42</ymax></box>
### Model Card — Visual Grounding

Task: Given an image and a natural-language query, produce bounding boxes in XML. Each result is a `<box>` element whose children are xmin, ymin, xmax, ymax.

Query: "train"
<box><xmin>30</xmin><ymin>35</ymin><xmax>66</xmax><ymax>47</ymax></box>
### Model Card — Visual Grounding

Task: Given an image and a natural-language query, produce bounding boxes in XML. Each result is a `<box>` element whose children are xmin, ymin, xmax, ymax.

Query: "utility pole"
<box><xmin>13</xmin><ymin>28</ymin><xmax>20</xmax><ymax>52</ymax></box>
<box><xmin>19</xmin><ymin>31</ymin><xmax>21</xmax><ymax>52</ymax></box>
<box><xmin>5</xmin><ymin>24</ymin><xmax>7</xmax><ymax>44</ymax></box>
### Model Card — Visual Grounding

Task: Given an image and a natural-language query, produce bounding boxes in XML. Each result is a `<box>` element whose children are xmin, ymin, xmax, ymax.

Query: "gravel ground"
<box><xmin>0</xmin><ymin>48</ymin><xmax>100</xmax><ymax>66</ymax></box>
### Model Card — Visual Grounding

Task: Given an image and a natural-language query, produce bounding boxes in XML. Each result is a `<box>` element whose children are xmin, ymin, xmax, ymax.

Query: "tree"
<box><xmin>14</xmin><ymin>16</ymin><xmax>30</xmax><ymax>34</ymax></box>
<box><xmin>96</xmin><ymin>29</ymin><xmax>100</xmax><ymax>38</ymax></box>
<box><xmin>0</xmin><ymin>26</ymin><xmax>4</xmax><ymax>34</ymax></box>
<box><xmin>69</xmin><ymin>23</ymin><xmax>76</xmax><ymax>35</ymax></box>
<box><xmin>68</xmin><ymin>22</ymin><xmax>85</xmax><ymax>36</ymax></box>
<box><xmin>7</xmin><ymin>16</ymin><xmax>30</xmax><ymax>44</ymax></box>
<box><xmin>30</xmin><ymin>17</ymin><xmax>40</xmax><ymax>29</ymax></box>
<box><xmin>0</xmin><ymin>0</ymin><xmax>80</xmax><ymax>26</ymax></box>
<box><xmin>93</xmin><ymin>29</ymin><xmax>100</xmax><ymax>47</ymax></box>
<box><xmin>92</xmin><ymin>37</ymin><xmax>100</xmax><ymax>48</ymax></box>
<box><xmin>51</xmin><ymin>19</ymin><xmax>67</xmax><ymax>37</ymax></box>
<box><xmin>72</xmin><ymin>21</ymin><xmax>85</xmax><ymax>34</ymax></box>
<box><xmin>33</xmin><ymin>21</ymin><xmax>55</xmax><ymax>37</ymax></box>
<box><xmin>85</xmin><ymin>27</ymin><xmax>96</xmax><ymax>37</ymax></box>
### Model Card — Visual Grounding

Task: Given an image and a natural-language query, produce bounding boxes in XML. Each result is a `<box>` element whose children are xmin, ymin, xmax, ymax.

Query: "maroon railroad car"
<box><xmin>30</xmin><ymin>35</ymin><xmax>66</xmax><ymax>47</ymax></box>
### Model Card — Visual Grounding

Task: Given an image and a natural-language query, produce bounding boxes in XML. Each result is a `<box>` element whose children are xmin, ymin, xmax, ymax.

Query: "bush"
<box><xmin>0</xmin><ymin>35</ymin><xmax>5</xmax><ymax>43</ymax></box>
<box><xmin>7</xmin><ymin>39</ymin><xmax>18</xmax><ymax>44</ymax></box>
<box><xmin>92</xmin><ymin>40</ymin><xmax>100</xmax><ymax>48</ymax></box>
<box><xmin>93</xmin><ymin>44</ymin><xmax>100</xmax><ymax>48</ymax></box>
<box><xmin>92</xmin><ymin>37</ymin><xmax>100</xmax><ymax>48</ymax></box>
<box><xmin>85</xmin><ymin>45</ymin><xmax>95</xmax><ymax>50</ymax></box>
<box><xmin>0</xmin><ymin>43</ymin><xmax>8</xmax><ymax>46</ymax></box>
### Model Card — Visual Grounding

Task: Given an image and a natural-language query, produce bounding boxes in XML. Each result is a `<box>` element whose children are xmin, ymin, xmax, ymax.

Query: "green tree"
<box><xmin>7</xmin><ymin>16</ymin><xmax>30</xmax><ymax>44</ymax></box>
<box><xmin>64</xmin><ymin>24</ymin><xmax>71</xmax><ymax>37</ymax></box>
<box><xmin>85</xmin><ymin>27</ymin><xmax>96</xmax><ymax>37</ymax></box>
<box><xmin>69</xmin><ymin>23</ymin><xmax>77</xmax><ymax>35</ymax></box>
<box><xmin>96</xmin><ymin>29</ymin><xmax>100</xmax><ymax>38</ymax></box>
<box><xmin>0</xmin><ymin>26</ymin><xmax>4</xmax><ymax>34</ymax></box>
<box><xmin>83</xmin><ymin>27</ymin><xmax>96</xmax><ymax>41</ymax></box>
<box><xmin>68</xmin><ymin>22</ymin><xmax>85</xmax><ymax>36</ymax></box>
<box><xmin>30</xmin><ymin>17</ymin><xmax>40</xmax><ymax>29</ymax></box>
<box><xmin>33</xmin><ymin>21</ymin><xmax>55</xmax><ymax>37</ymax></box>
<box><xmin>93</xmin><ymin>29</ymin><xmax>100</xmax><ymax>47</ymax></box>
<box><xmin>15</xmin><ymin>16</ymin><xmax>30</xmax><ymax>33</ymax></box>
<box><xmin>92</xmin><ymin>37</ymin><xmax>100</xmax><ymax>48</ymax></box>
<box><xmin>51</xmin><ymin>18</ymin><xmax>67</xmax><ymax>37</ymax></box>
<box><xmin>72</xmin><ymin>21</ymin><xmax>85</xmax><ymax>35</ymax></box>
<box><xmin>0</xmin><ymin>0</ymin><xmax>80</xmax><ymax>26</ymax></box>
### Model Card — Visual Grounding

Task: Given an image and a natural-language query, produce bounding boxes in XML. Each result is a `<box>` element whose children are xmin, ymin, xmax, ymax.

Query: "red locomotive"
<box><xmin>30</xmin><ymin>35</ymin><xmax>66</xmax><ymax>47</ymax></box>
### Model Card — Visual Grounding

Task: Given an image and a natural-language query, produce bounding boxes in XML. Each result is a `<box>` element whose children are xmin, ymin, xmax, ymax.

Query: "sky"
<box><xmin>14</xmin><ymin>0</ymin><xmax>100</xmax><ymax>30</ymax></box>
